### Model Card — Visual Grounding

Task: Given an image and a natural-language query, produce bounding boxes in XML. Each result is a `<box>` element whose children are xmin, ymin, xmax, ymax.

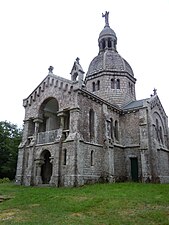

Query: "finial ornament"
<box><xmin>76</xmin><ymin>57</ymin><xmax>80</xmax><ymax>64</ymax></box>
<box><xmin>102</xmin><ymin>11</ymin><xmax>109</xmax><ymax>27</ymax></box>
<box><xmin>153</xmin><ymin>88</ymin><xmax>157</xmax><ymax>95</ymax></box>
<box><xmin>48</xmin><ymin>65</ymin><xmax>54</xmax><ymax>73</ymax></box>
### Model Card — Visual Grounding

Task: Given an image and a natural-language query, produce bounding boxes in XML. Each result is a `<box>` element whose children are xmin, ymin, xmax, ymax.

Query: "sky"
<box><xmin>0</xmin><ymin>0</ymin><xmax>169</xmax><ymax>127</ymax></box>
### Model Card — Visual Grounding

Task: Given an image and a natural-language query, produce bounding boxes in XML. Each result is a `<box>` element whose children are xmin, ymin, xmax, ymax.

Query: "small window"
<box><xmin>116</xmin><ymin>79</ymin><xmax>120</xmax><ymax>89</ymax></box>
<box><xmin>131</xmin><ymin>84</ymin><xmax>133</xmax><ymax>94</ymax></box>
<box><xmin>97</xmin><ymin>80</ymin><xmax>100</xmax><ymax>90</ymax></box>
<box><xmin>111</xmin><ymin>79</ymin><xmax>115</xmax><ymax>89</ymax></box>
<box><xmin>114</xmin><ymin>120</ymin><xmax>119</xmax><ymax>140</ymax></box>
<box><xmin>110</xmin><ymin>118</ymin><xmax>113</xmax><ymax>139</ymax></box>
<box><xmin>89</xmin><ymin>109</ymin><xmax>95</xmax><ymax>140</ymax></box>
<box><xmin>156</xmin><ymin>119</ymin><xmax>160</xmax><ymax>141</ymax></box>
<box><xmin>63</xmin><ymin>149</ymin><xmax>67</xmax><ymax>165</ymax></box>
<box><xmin>92</xmin><ymin>82</ymin><xmax>96</xmax><ymax>92</ymax></box>
<box><xmin>108</xmin><ymin>38</ymin><xmax>112</xmax><ymax>48</ymax></box>
<box><xmin>64</xmin><ymin>111</ymin><xmax>70</xmax><ymax>130</ymax></box>
<box><xmin>129</xmin><ymin>82</ymin><xmax>131</xmax><ymax>93</ymax></box>
<box><xmin>160</xmin><ymin>126</ymin><xmax>163</xmax><ymax>144</ymax></box>
<box><xmin>91</xmin><ymin>150</ymin><xmax>94</xmax><ymax>166</ymax></box>
<box><xmin>102</xmin><ymin>40</ymin><xmax>106</xmax><ymax>49</ymax></box>
<box><xmin>72</xmin><ymin>72</ymin><xmax>78</xmax><ymax>81</ymax></box>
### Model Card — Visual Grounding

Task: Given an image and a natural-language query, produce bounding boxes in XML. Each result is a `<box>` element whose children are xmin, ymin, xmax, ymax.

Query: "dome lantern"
<box><xmin>98</xmin><ymin>11</ymin><xmax>117</xmax><ymax>53</ymax></box>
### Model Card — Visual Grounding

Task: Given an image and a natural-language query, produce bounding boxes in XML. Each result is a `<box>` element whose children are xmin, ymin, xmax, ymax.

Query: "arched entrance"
<box><xmin>39</xmin><ymin>97</ymin><xmax>60</xmax><ymax>132</ymax></box>
<box><xmin>41</xmin><ymin>150</ymin><xmax>52</xmax><ymax>184</ymax></box>
<box><xmin>37</xmin><ymin>97</ymin><xmax>60</xmax><ymax>144</ymax></box>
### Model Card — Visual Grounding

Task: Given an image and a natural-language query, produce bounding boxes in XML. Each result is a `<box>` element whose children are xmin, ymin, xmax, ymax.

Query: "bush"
<box><xmin>0</xmin><ymin>177</ymin><xmax>10</xmax><ymax>184</ymax></box>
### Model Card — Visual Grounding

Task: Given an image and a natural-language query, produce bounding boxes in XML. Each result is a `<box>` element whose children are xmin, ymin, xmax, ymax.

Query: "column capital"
<box><xmin>33</xmin><ymin>118</ymin><xmax>43</xmax><ymax>123</ymax></box>
<box><xmin>69</xmin><ymin>107</ymin><xmax>81</xmax><ymax>113</ymax></box>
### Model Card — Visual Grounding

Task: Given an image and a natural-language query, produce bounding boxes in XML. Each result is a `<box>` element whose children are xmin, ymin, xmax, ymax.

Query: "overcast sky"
<box><xmin>0</xmin><ymin>0</ymin><xmax>169</xmax><ymax>127</ymax></box>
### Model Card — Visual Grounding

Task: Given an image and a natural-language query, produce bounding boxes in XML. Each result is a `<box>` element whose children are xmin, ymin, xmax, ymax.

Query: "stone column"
<box><xmin>67</xmin><ymin>107</ymin><xmax>81</xmax><ymax>140</ymax></box>
<box><xmin>33</xmin><ymin>118</ymin><xmax>43</xmax><ymax>143</ymax></box>
<box><xmin>15</xmin><ymin>119</ymin><xmax>30</xmax><ymax>185</ymax></box>
<box><xmin>34</xmin><ymin>159</ymin><xmax>44</xmax><ymax>185</ymax></box>
<box><xmin>15</xmin><ymin>146</ymin><xmax>24</xmax><ymax>185</ymax></box>
<box><xmin>49</xmin><ymin>156</ymin><xmax>56</xmax><ymax>186</ymax></box>
<box><xmin>105</xmin><ymin>38</ymin><xmax>108</xmax><ymax>49</ymax></box>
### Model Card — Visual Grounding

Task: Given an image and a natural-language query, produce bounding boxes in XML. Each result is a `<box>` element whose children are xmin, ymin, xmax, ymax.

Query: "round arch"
<box><xmin>38</xmin><ymin>97</ymin><xmax>60</xmax><ymax>132</ymax></box>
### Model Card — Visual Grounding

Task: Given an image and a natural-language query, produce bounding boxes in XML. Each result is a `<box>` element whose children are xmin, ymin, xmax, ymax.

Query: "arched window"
<box><xmin>114</xmin><ymin>120</ymin><xmax>119</xmax><ymax>140</ymax></box>
<box><xmin>72</xmin><ymin>72</ymin><xmax>78</xmax><ymax>81</ymax></box>
<box><xmin>89</xmin><ymin>109</ymin><xmax>95</xmax><ymax>140</ymax></box>
<box><xmin>116</xmin><ymin>79</ymin><xmax>120</xmax><ymax>89</ymax></box>
<box><xmin>111</xmin><ymin>79</ymin><xmax>115</xmax><ymax>89</ymax></box>
<box><xmin>91</xmin><ymin>150</ymin><xmax>94</xmax><ymax>166</ymax></box>
<box><xmin>102</xmin><ymin>40</ymin><xmax>106</xmax><ymax>49</ymax></box>
<box><xmin>92</xmin><ymin>82</ymin><xmax>95</xmax><ymax>92</ymax></box>
<box><xmin>131</xmin><ymin>84</ymin><xmax>133</xmax><ymax>94</ymax></box>
<box><xmin>63</xmin><ymin>149</ymin><xmax>67</xmax><ymax>165</ymax></box>
<box><xmin>160</xmin><ymin>126</ymin><xmax>163</xmax><ymax>144</ymax></box>
<box><xmin>156</xmin><ymin>119</ymin><xmax>160</xmax><ymax>141</ymax></box>
<box><xmin>129</xmin><ymin>82</ymin><xmax>131</xmax><ymax>93</ymax></box>
<box><xmin>97</xmin><ymin>80</ymin><xmax>100</xmax><ymax>90</ymax></box>
<box><xmin>110</xmin><ymin>118</ymin><xmax>113</xmax><ymax>139</ymax></box>
<box><xmin>108</xmin><ymin>38</ymin><xmax>112</xmax><ymax>48</ymax></box>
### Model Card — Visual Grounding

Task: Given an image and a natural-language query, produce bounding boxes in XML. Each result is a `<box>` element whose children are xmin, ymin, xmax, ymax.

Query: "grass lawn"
<box><xmin>0</xmin><ymin>182</ymin><xmax>169</xmax><ymax>225</ymax></box>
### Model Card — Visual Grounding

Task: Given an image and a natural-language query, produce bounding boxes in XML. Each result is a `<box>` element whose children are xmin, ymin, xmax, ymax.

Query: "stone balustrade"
<box><xmin>37</xmin><ymin>130</ymin><xmax>58</xmax><ymax>144</ymax></box>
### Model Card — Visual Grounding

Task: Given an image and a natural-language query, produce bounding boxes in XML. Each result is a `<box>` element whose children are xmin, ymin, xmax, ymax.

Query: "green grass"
<box><xmin>0</xmin><ymin>182</ymin><xmax>169</xmax><ymax>225</ymax></box>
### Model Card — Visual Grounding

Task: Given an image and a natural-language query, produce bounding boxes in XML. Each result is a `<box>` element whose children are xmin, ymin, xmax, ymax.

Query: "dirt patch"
<box><xmin>0</xmin><ymin>209</ymin><xmax>19</xmax><ymax>221</ymax></box>
<box><xmin>0</xmin><ymin>195</ymin><xmax>12</xmax><ymax>203</ymax></box>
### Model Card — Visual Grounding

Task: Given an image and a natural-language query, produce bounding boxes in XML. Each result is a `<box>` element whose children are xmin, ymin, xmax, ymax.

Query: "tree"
<box><xmin>0</xmin><ymin>121</ymin><xmax>22</xmax><ymax>180</ymax></box>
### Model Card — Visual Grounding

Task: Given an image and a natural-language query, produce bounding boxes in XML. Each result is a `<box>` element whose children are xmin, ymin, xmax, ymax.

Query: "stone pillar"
<box><xmin>67</xmin><ymin>107</ymin><xmax>81</xmax><ymax>140</ymax></box>
<box><xmin>33</xmin><ymin>118</ymin><xmax>43</xmax><ymax>142</ymax></box>
<box><xmin>20</xmin><ymin>119</ymin><xmax>31</xmax><ymax>144</ymax></box>
<box><xmin>49</xmin><ymin>156</ymin><xmax>57</xmax><ymax>186</ymax></box>
<box><xmin>34</xmin><ymin>159</ymin><xmax>44</xmax><ymax>185</ymax></box>
<box><xmin>102</xmin><ymin>103</ymin><xmax>115</xmax><ymax>182</ymax></box>
<box><xmin>139</xmin><ymin>108</ymin><xmax>150</xmax><ymax>182</ymax></box>
<box><xmin>15</xmin><ymin>119</ymin><xmax>30</xmax><ymax>185</ymax></box>
<box><xmin>15</xmin><ymin>146</ymin><xmax>24</xmax><ymax>185</ymax></box>
<box><xmin>105</xmin><ymin>38</ymin><xmax>108</xmax><ymax>49</ymax></box>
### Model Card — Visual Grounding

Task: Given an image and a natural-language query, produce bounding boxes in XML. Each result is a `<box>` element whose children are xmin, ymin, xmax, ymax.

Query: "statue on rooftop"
<box><xmin>102</xmin><ymin>11</ymin><xmax>109</xmax><ymax>27</ymax></box>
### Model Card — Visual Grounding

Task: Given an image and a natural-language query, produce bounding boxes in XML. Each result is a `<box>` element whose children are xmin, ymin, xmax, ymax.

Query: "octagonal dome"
<box><xmin>86</xmin><ymin>51</ymin><xmax>134</xmax><ymax>78</ymax></box>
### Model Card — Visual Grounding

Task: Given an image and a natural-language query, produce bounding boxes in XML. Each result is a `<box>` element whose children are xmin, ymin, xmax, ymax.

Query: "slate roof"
<box><xmin>86</xmin><ymin>51</ymin><xmax>134</xmax><ymax>78</ymax></box>
<box><xmin>123</xmin><ymin>98</ymin><xmax>149</xmax><ymax>110</ymax></box>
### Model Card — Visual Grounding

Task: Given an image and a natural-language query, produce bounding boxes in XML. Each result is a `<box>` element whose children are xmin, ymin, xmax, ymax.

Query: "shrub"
<box><xmin>0</xmin><ymin>177</ymin><xmax>10</xmax><ymax>184</ymax></box>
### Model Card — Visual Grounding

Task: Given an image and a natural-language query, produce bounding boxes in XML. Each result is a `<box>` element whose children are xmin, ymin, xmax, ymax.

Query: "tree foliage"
<box><xmin>0</xmin><ymin>121</ymin><xmax>22</xmax><ymax>179</ymax></box>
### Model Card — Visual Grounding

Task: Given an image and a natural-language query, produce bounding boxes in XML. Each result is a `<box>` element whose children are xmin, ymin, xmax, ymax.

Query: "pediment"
<box><xmin>23</xmin><ymin>74</ymin><xmax>74</xmax><ymax>107</ymax></box>
<box><xmin>149</xmin><ymin>95</ymin><xmax>167</xmax><ymax>118</ymax></box>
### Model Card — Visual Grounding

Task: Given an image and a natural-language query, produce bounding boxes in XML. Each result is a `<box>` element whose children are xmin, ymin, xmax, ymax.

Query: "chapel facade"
<box><xmin>16</xmin><ymin>12</ymin><xmax>169</xmax><ymax>186</ymax></box>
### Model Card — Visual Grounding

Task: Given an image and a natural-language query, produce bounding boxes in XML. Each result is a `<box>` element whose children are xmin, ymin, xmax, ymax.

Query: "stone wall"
<box><xmin>85</xmin><ymin>72</ymin><xmax>136</xmax><ymax>107</ymax></box>
<box><xmin>120</xmin><ymin>111</ymin><xmax>140</xmax><ymax>146</ymax></box>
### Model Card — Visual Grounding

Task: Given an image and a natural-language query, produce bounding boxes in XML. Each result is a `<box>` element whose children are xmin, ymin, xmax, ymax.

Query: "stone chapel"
<box><xmin>16</xmin><ymin>12</ymin><xmax>169</xmax><ymax>186</ymax></box>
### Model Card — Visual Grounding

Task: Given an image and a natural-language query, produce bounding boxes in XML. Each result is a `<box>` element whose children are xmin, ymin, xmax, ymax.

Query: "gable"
<box><xmin>23</xmin><ymin>74</ymin><xmax>74</xmax><ymax>107</ymax></box>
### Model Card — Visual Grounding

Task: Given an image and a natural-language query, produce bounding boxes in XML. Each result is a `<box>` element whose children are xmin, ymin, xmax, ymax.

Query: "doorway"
<box><xmin>130</xmin><ymin>158</ymin><xmax>138</xmax><ymax>182</ymax></box>
<box><xmin>41</xmin><ymin>150</ymin><xmax>52</xmax><ymax>184</ymax></box>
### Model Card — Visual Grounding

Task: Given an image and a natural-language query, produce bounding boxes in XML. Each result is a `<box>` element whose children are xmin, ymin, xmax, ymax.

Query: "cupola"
<box><xmin>98</xmin><ymin>11</ymin><xmax>117</xmax><ymax>52</ymax></box>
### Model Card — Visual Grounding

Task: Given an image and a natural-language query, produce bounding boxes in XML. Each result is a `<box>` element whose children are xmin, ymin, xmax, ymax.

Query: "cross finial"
<box><xmin>153</xmin><ymin>88</ymin><xmax>157</xmax><ymax>95</ymax></box>
<box><xmin>102</xmin><ymin>11</ymin><xmax>109</xmax><ymax>27</ymax></box>
<box><xmin>76</xmin><ymin>57</ymin><xmax>80</xmax><ymax>64</ymax></box>
<box><xmin>48</xmin><ymin>65</ymin><xmax>54</xmax><ymax>74</ymax></box>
